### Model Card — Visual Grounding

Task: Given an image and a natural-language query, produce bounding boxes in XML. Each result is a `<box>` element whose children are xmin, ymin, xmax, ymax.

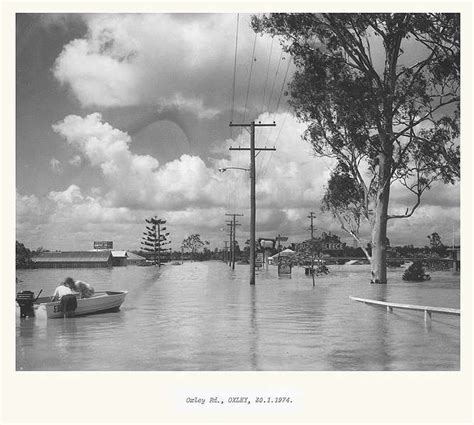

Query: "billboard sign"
<box><xmin>94</xmin><ymin>241</ymin><xmax>113</xmax><ymax>250</ymax></box>
<box><xmin>324</xmin><ymin>242</ymin><xmax>346</xmax><ymax>250</ymax></box>
<box><xmin>256</xmin><ymin>252</ymin><xmax>264</xmax><ymax>268</ymax></box>
<box><xmin>259</xmin><ymin>238</ymin><xmax>275</xmax><ymax>249</ymax></box>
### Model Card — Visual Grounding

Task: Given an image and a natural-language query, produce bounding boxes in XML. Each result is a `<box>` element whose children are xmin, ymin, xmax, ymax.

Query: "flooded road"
<box><xmin>16</xmin><ymin>261</ymin><xmax>460</xmax><ymax>371</ymax></box>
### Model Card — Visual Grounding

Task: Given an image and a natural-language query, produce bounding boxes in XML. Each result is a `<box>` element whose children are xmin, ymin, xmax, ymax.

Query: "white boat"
<box><xmin>41</xmin><ymin>290</ymin><xmax>128</xmax><ymax>319</ymax></box>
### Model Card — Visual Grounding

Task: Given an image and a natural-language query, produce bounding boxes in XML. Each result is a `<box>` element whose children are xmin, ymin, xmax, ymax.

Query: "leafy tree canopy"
<box><xmin>182</xmin><ymin>234</ymin><xmax>209</xmax><ymax>252</ymax></box>
<box><xmin>16</xmin><ymin>241</ymin><xmax>33</xmax><ymax>269</ymax></box>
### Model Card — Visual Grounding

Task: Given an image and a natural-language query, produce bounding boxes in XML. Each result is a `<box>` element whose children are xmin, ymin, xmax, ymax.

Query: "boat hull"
<box><xmin>43</xmin><ymin>290</ymin><xmax>128</xmax><ymax>319</ymax></box>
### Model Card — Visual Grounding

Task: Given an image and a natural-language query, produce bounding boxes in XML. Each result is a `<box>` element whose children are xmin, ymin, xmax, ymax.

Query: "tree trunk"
<box><xmin>370</xmin><ymin>141</ymin><xmax>392</xmax><ymax>284</ymax></box>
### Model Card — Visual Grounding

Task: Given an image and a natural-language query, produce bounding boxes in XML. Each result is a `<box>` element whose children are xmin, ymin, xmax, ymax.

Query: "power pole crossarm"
<box><xmin>230</xmin><ymin>122</ymin><xmax>276</xmax><ymax>127</ymax></box>
<box><xmin>229</xmin><ymin>147</ymin><xmax>276</xmax><ymax>151</ymax></box>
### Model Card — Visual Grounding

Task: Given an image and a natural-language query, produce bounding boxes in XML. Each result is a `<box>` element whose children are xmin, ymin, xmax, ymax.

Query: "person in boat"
<box><xmin>52</xmin><ymin>280</ymin><xmax>77</xmax><ymax>318</ymax></box>
<box><xmin>64</xmin><ymin>277</ymin><xmax>95</xmax><ymax>299</ymax></box>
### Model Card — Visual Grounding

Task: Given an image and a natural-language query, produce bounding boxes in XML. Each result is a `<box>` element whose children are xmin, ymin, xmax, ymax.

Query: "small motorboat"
<box><xmin>38</xmin><ymin>290</ymin><xmax>128</xmax><ymax>319</ymax></box>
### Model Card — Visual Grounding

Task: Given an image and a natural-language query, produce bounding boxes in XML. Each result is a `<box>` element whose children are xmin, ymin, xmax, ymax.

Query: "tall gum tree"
<box><xmin>252</xmin><ymin>13</ymin><xmax>460</xmax><ymax>283</ymax></box>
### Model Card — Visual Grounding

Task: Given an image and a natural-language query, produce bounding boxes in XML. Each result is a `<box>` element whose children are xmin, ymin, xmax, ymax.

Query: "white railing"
<box><xmin>349</xmin><ymin>296</ymin><xmax>460</xmax><ymax>321</ymax></box>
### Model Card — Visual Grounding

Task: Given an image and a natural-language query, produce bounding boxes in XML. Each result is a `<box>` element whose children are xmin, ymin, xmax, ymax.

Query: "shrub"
<box><xmin>402</xmin><ymin>261</ymin><xmax>431</xmax><ymax>282</ymax></box>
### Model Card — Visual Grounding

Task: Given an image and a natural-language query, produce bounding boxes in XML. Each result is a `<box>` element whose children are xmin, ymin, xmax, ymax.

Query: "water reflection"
<box><xmin>16</xmin><ymin>263</ymin><xmax>460</xmax><ymax>371</ymax></box>
<box><xmin>249</xmin><ymin>285</ymin><xmax>258</xmax><ymax>370</ymax></box>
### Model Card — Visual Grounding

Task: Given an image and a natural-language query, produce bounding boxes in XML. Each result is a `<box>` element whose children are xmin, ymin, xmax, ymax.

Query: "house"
<box><xmin>111</xmin><ymin>250</ymin><xmax>128</xmax><ymax>266</ymax></box>
<box><xmin>31</xmin><ymin>251</ymin><xmax>113</xmax><ymax>268</ymax></box>
<box><xmin>125</xmin><ymin>251</ymin><xmax>147</xmax><ymax>265</ymax></box>
<box><xmin>319</xmin><ymin>232</ymin><xmax>346</xmax><ymax>253</ymax></box>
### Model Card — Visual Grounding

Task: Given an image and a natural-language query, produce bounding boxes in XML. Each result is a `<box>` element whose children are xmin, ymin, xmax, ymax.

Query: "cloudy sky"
<box><xmin>15</xmin><ymin>13</ymin><xmax>460</xmax><ymax>252</ymax></box>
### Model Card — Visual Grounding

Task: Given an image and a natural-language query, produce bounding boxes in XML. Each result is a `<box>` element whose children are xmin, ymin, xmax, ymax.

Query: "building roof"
<box><xmin>126</xmin><ymin>252</ymin><xmax>147</xmax><ymax>261</ymax></box>
<box><xmin>270</xmin><ymin>249</ymin><xmax>295</xmax><ymax>259</ymax></box>
<box><xmin>32</xmin><ymin>251</ymin><xmax>112</xmax><ymax>263</ymax></box>
<box><xmin>111</xmin><ymin>250</ymin><xmax>127</xmax><ymax>258</ymax></box>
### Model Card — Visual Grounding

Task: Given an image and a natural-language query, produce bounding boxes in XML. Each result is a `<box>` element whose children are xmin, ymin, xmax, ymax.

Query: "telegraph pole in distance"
<box><xmin>223</xmin><ymin>241</ymin><xmax>228</xmax><ymax>263</ymax></box>
<box><xmin>307</xmin><ymin>212</ymin><xmax>317</xmax><ymax>287</ymax></box>
<box><xmin>229</xmin><ymin>120</ymin><xmax>276</xmax><ymax>285</ymax></box>
<box><xmin>226</xmin><ymin>221</ymin><xmax>233</xmax><ymax>267</ymax></box>
<box><xmin>226</xmin><ymin>213</ymin><xmax>243</xmax><ymax>270</ymax></box>
<box><xmin>308</xmin><ymin>212</ymin><xmax>316</xmax><ymax>240</ymax></box>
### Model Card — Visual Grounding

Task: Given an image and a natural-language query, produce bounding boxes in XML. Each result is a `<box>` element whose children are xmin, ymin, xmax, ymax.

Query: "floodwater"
<box><xmin>16</xmin><ymin>261</ymin><xmax>460</xmax><ymax>371</ymax></box>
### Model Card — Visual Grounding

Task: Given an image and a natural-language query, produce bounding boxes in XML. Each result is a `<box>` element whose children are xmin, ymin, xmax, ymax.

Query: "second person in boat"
<box><xmin>64</xmin><ymin>277</ymin><xmax>95</xmax><ymax>299</ymax></box>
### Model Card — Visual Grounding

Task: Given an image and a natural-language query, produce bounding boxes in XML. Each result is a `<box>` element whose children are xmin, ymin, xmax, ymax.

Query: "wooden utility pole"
<box><xmin>226</xmin><ymin>213</ymin><xmax>243</xmax><ymax>270</ymax></box>
<box><xmin>229</xmin><ymin>121</ymin><xmax>276</xmax><ymax>285</ymax></box>
<box><xmin>223</xmin><ymin>241</ymin><xmax>229</xmax><ymax>263</ymax></box>
<box><xmin>226</xmin><ymin>222</ymin><xmax>233</xmax><ymax>267</ymax></box>
<box><xmin>307</xmin><ymin>212</ymin><xmax>316</xmax><ymax>287</ymax></box>
<box><xmin>308</xmin><ymin>212</ymin><xmax>316</xmax><ymax>240</ymax></box>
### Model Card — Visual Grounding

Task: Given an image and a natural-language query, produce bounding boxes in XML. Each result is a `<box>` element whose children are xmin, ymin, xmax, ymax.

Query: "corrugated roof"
<box><xmin>126</xmin><ymin>252</ymin><xmax>147</xmax><ymax>260</ymax></box>
<box><xmin>111</xmin><ymin>250</ymin><xmax>127</xmax><ymax>257</ymax></box>
<box><xmin>32</xmin><ymin>251</ymin><xmax>112</xmax><ymax>263</ymax></box>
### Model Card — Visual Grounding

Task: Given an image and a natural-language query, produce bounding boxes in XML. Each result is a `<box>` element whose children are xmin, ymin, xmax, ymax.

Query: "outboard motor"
<box><xmin>16</xmin><ymin>290</ymin><xmax>35</xmax><ymax>318</ymax></box>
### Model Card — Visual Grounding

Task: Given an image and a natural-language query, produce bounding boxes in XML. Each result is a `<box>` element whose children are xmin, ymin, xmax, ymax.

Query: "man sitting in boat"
<box><xmin>52</xmin><ymin>280</ymin><xmax>77</xmax><ymax>318</ymax></box>
<box><xmin>64</xmin><ymin>277</ymin><xmax>95</xmax><ymax>299</ymax></box>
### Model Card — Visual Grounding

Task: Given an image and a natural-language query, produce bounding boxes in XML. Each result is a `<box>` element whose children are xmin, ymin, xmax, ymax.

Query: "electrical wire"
<box><xmin>259</xmin><ymin>106</ymin><xmax>292</xmax><ymax>181</ymax></box>
<box><xmin>259</xmin><ymin>37</ymin><xmax>274</xmax><ymax>116</ymax></box>
<box><xmin>264</xmin><ymin>57</ymin><xmax>293</xmax><ymax>144</ymax></box>
<box><xmin>242</xmin><ymin>31</ymin><xmax>258</xmax><ymax>123</ymax></box>
<box><xmin>265</xmin><ymin>50</ymin><xmax>283</xmax><ymax>113</ymax></box>
<box><xmin>230</xmin><ymin>13</ymin><xmax>240</xmax><ymax>137</ymax></box>
<box><xmin>255</xmin><ymin>55</ymin><xmax>289</xmax><ymax>180</ymax></box>
<box><xmin>274</xmin><ymin>57</ymin><xmax>292</xmax><ymax>113</ymax></box>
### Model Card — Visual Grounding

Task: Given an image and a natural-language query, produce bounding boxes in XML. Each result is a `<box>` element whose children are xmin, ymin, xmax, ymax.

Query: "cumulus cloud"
<box><xmin>52</xmin><ymin>14</ymin><xmax>284</xmax><ymax>117</ymax></box>
<box><xmin>16</xmin><ymin>192</ymin><xmax>47</xmax><ymax>224</ymax></box>
<box><xmin>69</xmin><ymin>155</ymin><xmax>82</xmax><ymax>167</ymax></box>
<box><xmin>48</xmin><ymin>184</ymin><xmax>83</xmax><ymax>204</ymax></box>
<box><xmin>51</xmin><ymin>112</ymin><xmax>333</xmax><ymax>213</ymax></box>
<box><xmin>34</xmin><ymin>111</ymin><xmax>329</xmax><ymax>247</ymax></box>
<box><xmin>52</xmin><ymin>113</ymin><xmax>229</xmax><ymax>210</ymax></box>
<box><xmin>54</xmin><ymin>38</ymin><xmax>139</xmax><ymax>107</ymax></box>
<box><xmin>50</xmin><ymin>157</ymin><xmax>63</xmax><ymax>174</ymax></box>
<box><xmin>16</xmin><ymin>186</ymin><xmax>139</xmax><ymax>250</ymax></box>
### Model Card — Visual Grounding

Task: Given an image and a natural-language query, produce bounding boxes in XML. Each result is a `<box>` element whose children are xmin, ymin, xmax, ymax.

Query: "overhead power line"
<box><xmin>265</xmin><ymin>50</ymin><xmax>284</xmax><ymax>113</ymax></box>
<box><xmin>274</xmin><ymin>57</ymin><xmax>293</xmax><ymax>113</ymax></box>
<box><xmin>230</xmin><ymin>13</ymin><xmax>240</xmax><ymax>134</ymax></box>
<box><xmin>243</xmin><ymin>32</ymin><xmax>258</xmax><ymax>123</ymax></box>
<box><xmin>260</xmin><ymin>37</ymin><xmax>274</xmax><ymax>116</ymax></box>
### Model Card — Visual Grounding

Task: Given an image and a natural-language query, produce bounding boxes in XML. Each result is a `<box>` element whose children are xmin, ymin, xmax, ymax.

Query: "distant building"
<box><xmin>126</xmin><ymin>252</ymin><xmax>147</xmax><ymax>265</ymax></box>
<box><xmin>111</xmin><ymin>250</ymin><xmax>127</xmax><ymax>266</ymax></box>
<box><xmin>31</xmin><ymin>251</ymin><xmax>113</xmax><ymax>268</ymax></box>
<box><xmin>319</xmin><ymin>232</ymin><xmax>346</xmax><ymax>254</ymax></box>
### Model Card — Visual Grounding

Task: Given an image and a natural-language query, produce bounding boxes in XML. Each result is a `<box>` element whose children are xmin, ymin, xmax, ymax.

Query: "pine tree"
<box><xmin>141</xmin><ymin>217</ymin><xmax>170</xmax><ymax>266</ymax></box>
